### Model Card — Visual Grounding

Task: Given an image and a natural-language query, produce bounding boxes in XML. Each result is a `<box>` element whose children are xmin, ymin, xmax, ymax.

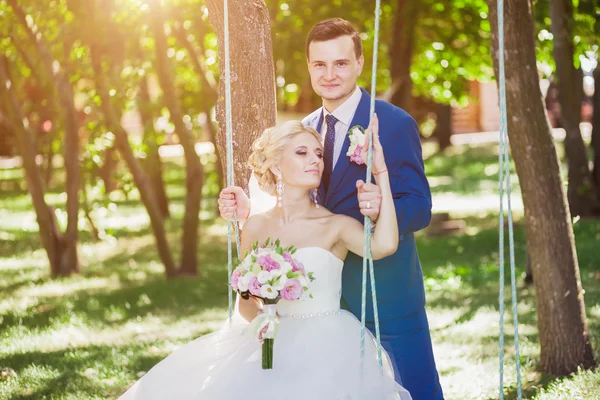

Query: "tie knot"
<box><xmin>325</xmin><ymin>114</ymin><xmax>337</xmax><ymax>128</ymax></box>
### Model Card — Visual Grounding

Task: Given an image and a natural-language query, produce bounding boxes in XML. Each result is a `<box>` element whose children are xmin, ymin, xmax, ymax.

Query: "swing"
<box><xmin>221</xmin><ymin>0</ymin><xmax>522</xmax><ymax>397</ymax></box>
<box><xmin>496</xmin><ymin>0</ymin><xmax>522</xmax><ymax>398</ymax></box>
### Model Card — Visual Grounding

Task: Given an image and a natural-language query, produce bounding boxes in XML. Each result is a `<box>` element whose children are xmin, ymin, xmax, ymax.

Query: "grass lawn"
<box><xmin>0</xmin><ymin>142</ymin><xmax>599</xmax><ymax>399</ymax></box>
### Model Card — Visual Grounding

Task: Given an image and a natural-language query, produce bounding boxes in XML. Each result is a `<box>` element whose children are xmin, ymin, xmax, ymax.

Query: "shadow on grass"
<box><xmin>1</xmin><ymin>339</ymin><xmax>216</xmax><ymax>400</ymax></box>
<box><xmin>0</xmin><ymin>236</ymin><xmax>230</xmax><ymax>335</ymax></box>
<box><xmin>420</xmin><ymin>217</ymin><xmax>600</xmax><ymax>399</ymax></box>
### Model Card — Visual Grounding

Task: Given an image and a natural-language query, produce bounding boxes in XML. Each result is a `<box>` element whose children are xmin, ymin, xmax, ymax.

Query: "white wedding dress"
<box><xmin>119</xmin><ymin>247</ymin><xmax>412</xmax><ymax>399</ymax></box>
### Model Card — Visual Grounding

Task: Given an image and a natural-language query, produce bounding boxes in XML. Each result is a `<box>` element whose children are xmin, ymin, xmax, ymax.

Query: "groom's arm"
<box><xmin>383</xmin><ymin>110</ymin><xmax>432</xmax><ymax>234</ymax></box>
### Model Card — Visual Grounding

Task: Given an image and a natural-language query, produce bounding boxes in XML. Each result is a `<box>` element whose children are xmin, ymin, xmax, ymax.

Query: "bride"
<box><xmin>118</xmin><ymin>116</ymin><xmax>412</xmax><ymax>399</ymax></box>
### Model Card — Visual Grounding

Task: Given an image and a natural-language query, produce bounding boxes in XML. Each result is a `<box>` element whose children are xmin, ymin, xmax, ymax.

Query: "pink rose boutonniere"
<box><xmin>346</xmin><ymin>125</ymin><xmax>367</xmax><ymax>165</ymax></box>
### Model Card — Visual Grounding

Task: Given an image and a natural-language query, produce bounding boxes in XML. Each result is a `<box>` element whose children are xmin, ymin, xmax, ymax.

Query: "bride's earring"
<box><xmin>312</xmin><ymin>188</ymin><xmax>320</xmax><ymax>208</ymax></box>
<box><xmin>276</xmin><ymin>174</ymin><xmax>284</xmax><ymax>208</ymax></box>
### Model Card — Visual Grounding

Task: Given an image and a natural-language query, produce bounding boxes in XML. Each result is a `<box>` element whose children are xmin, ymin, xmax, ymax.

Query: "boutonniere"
<box><xmin>346</xmin><ymin>125</ymin><xmax>367</xmax><ymax>165</ymax></box>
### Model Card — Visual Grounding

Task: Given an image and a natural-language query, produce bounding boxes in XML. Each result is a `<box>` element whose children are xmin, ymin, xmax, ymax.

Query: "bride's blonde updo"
<box><xmin>248</xmin><ymin>121</ymin><xmax>321</xmax><ymax>196</ymax></box>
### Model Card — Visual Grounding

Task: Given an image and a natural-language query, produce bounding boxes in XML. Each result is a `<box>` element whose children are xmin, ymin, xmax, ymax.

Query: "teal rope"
<box><xmin>223</xmin><ymin>0</ymin><xmax>241</xmax><ymax>320</ymax></box>
<box><xmin>497</xmin><ymin>0</ymin><xmax>522</xmax><ymax>398</ymax></box>
<box><xmin>360</xmin><ymin>0</ymin><xmax>384</xmax><ymax>372</ymax></box>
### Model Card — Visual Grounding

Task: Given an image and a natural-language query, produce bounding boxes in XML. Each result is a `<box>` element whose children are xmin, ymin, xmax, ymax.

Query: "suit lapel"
<box><xmin>315</xmin><ymin>111</ymin><xmax>324</xmax><ymax>133</ymax></box>
<box><xmin>326</xmin><ymin>88</ymin><xmax>371</xmax><ymax>201</ymax></box>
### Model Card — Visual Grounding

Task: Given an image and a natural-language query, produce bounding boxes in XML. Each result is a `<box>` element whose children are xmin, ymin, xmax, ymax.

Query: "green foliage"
<box><xmin>533</xmin><ymin>0</ymin><xmax>599</xmax><ymax>75</ymax></box>
<box><xmin>268</xmin><ymin>0</ymin><xmax>491</xmax><ymax>107</ymax></box>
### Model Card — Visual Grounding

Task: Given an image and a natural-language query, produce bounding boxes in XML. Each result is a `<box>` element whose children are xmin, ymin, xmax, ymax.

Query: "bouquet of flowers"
<box><xmin>231</xmin><ymin>238</ymin><xmax>314</xmax><ymax>369</ymax></box>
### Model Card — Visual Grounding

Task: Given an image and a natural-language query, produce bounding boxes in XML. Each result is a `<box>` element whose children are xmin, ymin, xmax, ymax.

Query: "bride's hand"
<box><xmin>360</xmin><ymin>113</ymin><xmax>387</xmax><ymax>174</ymax></box>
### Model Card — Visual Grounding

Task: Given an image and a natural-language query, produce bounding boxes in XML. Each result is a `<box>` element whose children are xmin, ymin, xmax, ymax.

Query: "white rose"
<box><xmin>241</xmin><ymin>256</ymin><xmax>253</xmax><ymax>269</ymax></box>
<box><xmin>271</xmin><ymin>253</ymin><xmax>284</xmax><ymax>264</ymax></box>
<box><xmin>257</xmin><ymin>271</ymin><xmax>271</xmax><ymax>284</ymax></box>
<box><xmin>260</xmin><ymin>284</ymin><xmax>278</xmax><ymax>299</ymax></box>
<box><xmin>297</xmin><ymin>275</ymin><xmax>308</xmax><ymax>288</ymax></box>
<box><xmin>237</xmin><ymin>274</ymin><xmax>251</xmax><ymax>292</ymax></box>
<box><xmin>280</xmin><ymin>262</ymin><xmax>293</xmax><ymax>274</ymax></box>
<box><xmin>355</xmin><ymin>131</ymin><xmax>366</xmax><ymax>146</ymax></box>
<box><xmin>347</xmin><ymin>143</ymin><xmax>358</xmax><ymax>157</ymax></box>
<box><xmin>271</xmin><ymin>275</ymin><xmax>287</xmax><ymax>291</ymax></box>
<box><xmin>269</xmin><ymin>269</ymin><xmax>283</xmax><ymax>280</ymax></box>
<box><xmin>250</xmin><ymin>263</ymin><xmax>261</xmax><ymax>275</ymax></box>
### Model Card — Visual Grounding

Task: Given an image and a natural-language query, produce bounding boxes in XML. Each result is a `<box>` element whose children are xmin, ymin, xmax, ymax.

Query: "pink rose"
<box><xmin>231</xmin><ymin>270</ymin><xmax>242</xmax><ymax>291</ymax></box>
<box><xmin>350</xmin><ymin>145</ymin><xmax>364</xmax><ymax>164</ymax></box>
<box><xmin>291</xmin><ymin>260</ymin><xmax>304</xmax><ymax>272</ymax></box>
<box><xmin>258</xmin><ymin>255</ymin><xmax>280</xmax><ymax>271</ymax></box>
<box><xmin>280</xmin><ymin>279</ymin><xmax>303</xmax><ymax>301</ymax></box>
<box><xmin>283</xmin><ymin>252</ymin><xmax>304</xmax><ymax>272</ymax></box>
<box><xmin>248</xmin><ymin>276</ymin><xmax>261</xmax><ymax>296</ymax></box>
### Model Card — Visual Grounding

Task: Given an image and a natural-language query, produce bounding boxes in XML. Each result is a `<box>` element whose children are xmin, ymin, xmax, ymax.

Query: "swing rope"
<box><xmin>496</xmin><ymin>0</ymin><xmax>522</xmax><ymax>397</ymax></box>
<box><xmin>223</xmin><ymin>0</ymin><xmax>241</xmax><ymax>320</ymax></box>
<box><xmin>360</xmin><ymin>0</ymin><xmax>384</xmax><ymax>371</ymax></box>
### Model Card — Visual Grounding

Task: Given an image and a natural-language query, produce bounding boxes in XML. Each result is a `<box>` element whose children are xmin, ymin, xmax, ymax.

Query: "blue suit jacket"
<box><xmin>302</xmin><ymin>88</ymin><xmax>432</xmax><ymax>321</ymax></box>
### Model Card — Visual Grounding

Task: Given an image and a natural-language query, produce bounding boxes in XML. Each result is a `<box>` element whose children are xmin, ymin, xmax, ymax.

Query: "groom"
<box><xmin>219</xmin><ymin>18</ymin><xmax>443</xmax><ymax>400</ymax></box>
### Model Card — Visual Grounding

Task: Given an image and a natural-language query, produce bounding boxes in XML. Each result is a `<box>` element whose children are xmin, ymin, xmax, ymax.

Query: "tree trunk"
<box><xmin>138</xmin><ymin>75</ymin><xmax>170</xmax><ymax>219</ymax></box>
<box><xmin>10</xmin><ymin>33</ymin><xmax>57</xmax><ymax>189</ymax></box>
<box><xmin>487</xmin><ymin>0</ymin><xmax>596</xmax><ymax>375</ymax></box>
<box><xmin>205</xmin><ymin>0</ymin><xmax>277</xmax><ymax>191</ymax></box>
<box><xmin>0</xmin><ymin>59</ymin><xmax>63</xmax><ymax>275</ymax></box>
<box><xmin>41</xmin><ymin>133</ymin><xmax>55</xmax><ymax>188</ymax></box>
<box><xmin>550</xmin><ymin>0</ymin><xmax>599</xmax><ymax>217</ymax></box>
<box><xmin>59</xmin><ymin>75</ymin><xmax>80</xmax><ymax>275</ymax></box>
<box><xmin>89</xmin><ymin>45</ymin><xmax>178</xmax><ymax>277</ymax></box>
<box><xmin>172</xmin><ymin>21</ymin><xmax>225</xmax><ymax>193</ymax></box>
<box><xmin>81</xmin><ymin>175</ymin><xmax>100</xmax><ymax>242</ymax></box>
<box><xmin>98</xmin><ymin>145</ymin><xmax>119</xmax><ymax>193</ymax></box>
<box><xmin>433</xmin><ymin>103</ymin><xmax>452</xmax><ymax>151</ymax></box>
<box><xmin>84</xmin><ymin>0</ymin><xmax>177</xmax><ymax>277</ymax></box>
<box><xmin>592</xmin><ymin>65</ymin><xmax>600</xmax><ymax>192</ymax></box>
<box><xmin>150</xmin><ymin>2</ymin><xmax>204</xmax><ymax>276</ymax></box>
<box><xmin>8</xmin><ymin>0</ymin><xmax>80</xmax><ymax>275</ymax></box>
<box><xmin>389</xmin><ymin>0</ymin><xmax>419</xmax><ymax>113</ymax></box>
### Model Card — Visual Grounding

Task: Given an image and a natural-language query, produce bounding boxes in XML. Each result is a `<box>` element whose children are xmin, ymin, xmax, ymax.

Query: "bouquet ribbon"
<box><xmin>249</xmin><ymin>304</ymin><xmax>279</xmax><ymax>369</ymax></box>
<box><xmin>250</xmin><ymin>304</ymin><xmax>279</xmax><ymax>342</ymax></box>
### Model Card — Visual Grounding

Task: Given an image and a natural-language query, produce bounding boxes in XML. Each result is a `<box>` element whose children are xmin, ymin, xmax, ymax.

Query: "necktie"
<box><xmin>323</xmin><ymin>114</ymin><xmax>337</xmax><ymax>192</ymax></box>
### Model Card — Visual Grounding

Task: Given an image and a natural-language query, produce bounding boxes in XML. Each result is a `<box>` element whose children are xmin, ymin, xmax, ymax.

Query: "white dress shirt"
<box><xmin>320</xmin><ymin>86</ymin><xmax>362</xmax><ymax>168</ymax></box>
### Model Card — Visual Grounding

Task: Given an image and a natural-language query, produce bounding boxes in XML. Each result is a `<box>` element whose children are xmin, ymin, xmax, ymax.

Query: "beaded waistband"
<box><xmin>278</xmin><ymin>309</ymin><xmax>341</xmax><ymax>319</ymax></box>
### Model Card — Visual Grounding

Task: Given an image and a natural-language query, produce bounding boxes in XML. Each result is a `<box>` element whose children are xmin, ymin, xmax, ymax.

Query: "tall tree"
<box><xmin>487</xmin><ymin>0</ymin><xmax>596</xmax><ymax>375</ymax></box>
<box><xmin>592</xmin><ymin>65</ymin><xmax>600</xmax><ymax>192</ymax></box>
<box><xmin>205</xmin><ymin>0</ymin><xmax>277</xmax><ymax>189</ymax></box>
<box><xmin>138</xmin><ymin>74</ymin><xmax>170</xmax><ymax>219</ymax></box>
<box><xmin>433</xmin><ymin>103</ymin><xmax>453</xmax><ymax>151</ymax></box>
<box><xmin>549</xmin><ymin>0</ymin><xmax>599</xmax><ymax>217</ymax></box>
<box><xmin>172</xmin><ymin>18</ymin><xmax>225</xmax><ymax>193</ymax></box>
<box><xmin>6</xmin><ymin>0</ymin><xmax>80</xmax><ymax>275</ymax></box>
<box><xmin>389</xmin><ymin>0</ymin><xmax>419</xmax><ymax>113</ymax></box>
<box><xmin>150</xmin><ymin>1</ymin><xmax>205</xmax><ymax>276</ymax></box>
<box><xmin>0</xmin><ymin>59</ymin><xmax>65</xmax><ymax>275</ymax></box>
<box><xmin>87</xmin><ymin>0</ymin><xmax>178</xmax><ymax>276</ymax></box>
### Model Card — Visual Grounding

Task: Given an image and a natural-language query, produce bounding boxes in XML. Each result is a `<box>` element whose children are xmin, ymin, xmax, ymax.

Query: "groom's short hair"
<box><xmin>306</xmin><ymin>18</ymin><xmax>362</xmax><ymax>60</ymax></box>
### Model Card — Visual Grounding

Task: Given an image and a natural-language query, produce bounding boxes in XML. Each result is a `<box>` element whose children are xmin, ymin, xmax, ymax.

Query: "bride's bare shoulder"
<box><xmin>311</xmin><ymin>207</ymin><xmax>343</xmax><ymax>224</ymax></box>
